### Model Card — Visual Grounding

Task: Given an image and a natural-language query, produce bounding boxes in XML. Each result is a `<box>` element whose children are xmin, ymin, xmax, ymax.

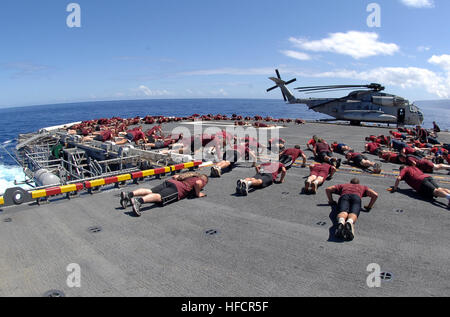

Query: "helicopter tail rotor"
<box><xmin>267</xmin><ymin>69</ymin><xmax>297</xmax><ymax>102</ymax></box>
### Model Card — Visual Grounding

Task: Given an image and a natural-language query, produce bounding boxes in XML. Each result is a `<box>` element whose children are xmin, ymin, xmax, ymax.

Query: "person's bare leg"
<box><xmin>434</xmin><ymin>164</ymin><xmax>450</xmax><ymax>171</ymax></box>
<box><xmin>244</xmin><ymin>177</ymin><xmax>263</xmax><ymax>188</ymax></box>
<box><xmin>141</xmin><ymin>193</ymin><xmax>162</xmax><ymax>204</ymax></box>
<box><xmin>361</xmin><ymin>160</ymin><xmax>374</xmax><ymax>168</ymax></box>
<box><xmin>305</xmin><ymin>175</ymin><xmax>317</xmax><ymax>192</ymax></box>
<box><xmin>311</xmin><ymin>176</ymin><xmax>324</xmax><ymax>194</ymax></box>
<box><xmin>133</xmin><ymin>188</ymin><xmax>153</xmax><ymax>196</ymax></box>
<box><xmin>217</xmin><ymin>161</ymin><xmax>231</xmax><ymax>169</ymax></box>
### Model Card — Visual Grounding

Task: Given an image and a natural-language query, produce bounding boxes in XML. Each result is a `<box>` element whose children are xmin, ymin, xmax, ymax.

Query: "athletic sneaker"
<box><xmin>210</xmin><ymin>166</ymin><xmax>218</xmax><ymax>177</ymax></box>
<box><xmin>236</xmin><ymin>180</ymin><xmax>243</xmax><ymax>194</ymax></box>
<box><xmin>131</xmin><ymin>198</ymin><xmax>142</xmax><ymax>217</ymax></box>
<box><xmin>240</xmin><ymin>181</ymin><xmax>249</xmax><ymax>196</ymax></box>
<box><xmin>344</xmin><ymin>222</ymin><xmax>355</xmax><ymax>241</ymax></box>
<box><xmin>335</xmin><ymin>223</ymin><xmax>345</xmax><ymax>240</ymax></box>
<box><xmin>336</xmin><ymin>159</ymin><xmax>342</xmax><ymax>169</ymax></box>
<box><xmin>216</xmin><ymin>166</ymin><xmax>222</xmax><ymax>177</ymax></box>
<box><xmin>373</xmin><ymin>163</ymin><xmax>382</xmax><ymax>174</ymax></box>
<box><xmin>120</xmin><ymin>192</ymin><xmax>130</xmax><ymax>209</ymax></box>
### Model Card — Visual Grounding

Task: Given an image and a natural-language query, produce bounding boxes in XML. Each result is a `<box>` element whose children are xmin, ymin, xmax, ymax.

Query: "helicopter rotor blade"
<box><xmin>266</xmin><ymin>85</ymin><xmax>279</xmax><ymax>92</ymax></box>
<box><xmin>304</xmin><ymin>88</ymin><xmax>362</xmax><ymax>94</ymax></box>
<box><xmin>284</xmin><ymin>78</ymin><xmax>297</xmax><ymax>86</ymax></box>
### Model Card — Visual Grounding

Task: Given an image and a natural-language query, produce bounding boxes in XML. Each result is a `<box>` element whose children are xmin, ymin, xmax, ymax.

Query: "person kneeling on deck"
<box><xmin>120</xmin><ymin>172</ymin><xmax>208</xmax><ymax>216</ymax></box>
<box><xmin>304</xmin><ymin>163</ymin><xmax>336</xmax><ymax>195</ymax></box>
<box><xmin>390</xmin><ymin>165</ymin><xmax>450</xmax><ymax>209</ymax></box>
<box><xmin>279</xmin><ymin>145</ymin><xmax>307</xmax><ymax>169</ymax></box>
<box><xmin>326</xmin><ymin>178</ymin><xmax>378</xmax><ymax>241</ymax></box>
<box><xmin>236</xmin><ymin>162</ymin><xmax>286</xmax><ymax>196</ymax></box>
<box><xmin>345</xmin><ymin>152</ymin><xmax>382</xmax><ymax>174</ymax></box>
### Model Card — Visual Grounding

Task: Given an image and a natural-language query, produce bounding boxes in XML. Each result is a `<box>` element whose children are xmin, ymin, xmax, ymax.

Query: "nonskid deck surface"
<box><xmin>1</xmin><ymin>122</ymin><xmax>450</xmax><ymax>297</ymax></box>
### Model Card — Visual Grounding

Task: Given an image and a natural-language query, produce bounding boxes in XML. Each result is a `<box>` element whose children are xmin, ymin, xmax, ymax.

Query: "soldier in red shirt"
<box><xmin>405</xmin><ymin>156</ymin><xmax>450</xmax><ymax>174</ymax></box>
<box><xmin>120</xmin><ymin>172</ymin><xmax>209</xmax><ymax>216</ymax></box>
<box><xmin>391</xmin><ymin>166</ymin><xmax>450</xmax><ymax>208</ymax></box>
<box><xmin>326</xmin><ymin>178</ymin><xmax>378</xmax><ymax>241</ymax></box>
<box><xmin>210</xmin><ymin>144</ymin><xmax>257</xmax><ymax>178</ymax></box>
<box><xmin>306</xmin><ymin>135</ymin><xmax>319</xmax><ymax>151</ymax></box>
<box><xmin>279</xmin><ymin>145</ymin><xmax>307</xmax><ymax>168</ymax></box>
<box><xmin>365</xmin><ymin>142</ymin><xmax>382</xmax><ymax>156</ymax></box>
<box><xmin>304</xmin><ymin>163</ymin><xmax>336</xmax><ymax>195</ymax></box>
<box><xmin>236</xmin><ymin>162</ymin><xmax>287</xmax><ymax>196</ymax></box>
<box><xmin>313</xmin><ymin>139</ymin><xmax>342</xmax><ymax>168</ymax></box>
<box><xmin>345</xmin><ymin>152</ymin><xmax>382</xmax><ymax>174</ymax></box>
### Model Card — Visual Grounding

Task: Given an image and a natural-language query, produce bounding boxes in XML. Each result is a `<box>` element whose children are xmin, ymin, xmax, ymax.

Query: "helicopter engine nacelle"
<box><xmin>372</xmin><ymin>96</ymin><xmax>407</xmax><ymax>107</ymax></box>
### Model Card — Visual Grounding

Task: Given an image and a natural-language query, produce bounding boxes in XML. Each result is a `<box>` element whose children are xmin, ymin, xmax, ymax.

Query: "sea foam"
<box><xmin>0</xmin><ymin>164</ymin><xmax>31</xmax><ymax>195</ymax></box>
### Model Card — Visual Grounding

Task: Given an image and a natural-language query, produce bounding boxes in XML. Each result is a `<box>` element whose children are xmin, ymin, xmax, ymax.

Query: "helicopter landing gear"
<box><xmin>350</xmin><ymin>121</ymin><xmax>361</xmax><ymax>126</ymax></box>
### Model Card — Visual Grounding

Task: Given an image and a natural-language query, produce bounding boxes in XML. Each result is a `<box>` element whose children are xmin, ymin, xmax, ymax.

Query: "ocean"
<box><xmin>0</xmin><ymin>98</ymin><xmax>449</xmax><ymax>193</ymax></box>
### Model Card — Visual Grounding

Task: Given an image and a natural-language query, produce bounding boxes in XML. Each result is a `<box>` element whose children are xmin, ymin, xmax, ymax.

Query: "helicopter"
<box><xmin>267</xmin><ymin>69</ymin><xmax>424</xmax><ymax>126</ymax></box>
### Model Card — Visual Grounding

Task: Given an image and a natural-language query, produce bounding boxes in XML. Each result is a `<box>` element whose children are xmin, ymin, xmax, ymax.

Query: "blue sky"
<box><xmin>1</xmin><ymin>0</ymin><xmax>449</xmax><ymax>107</ymax></box>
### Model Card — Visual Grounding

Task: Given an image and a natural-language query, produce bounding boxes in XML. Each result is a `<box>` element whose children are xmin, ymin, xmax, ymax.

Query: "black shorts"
<box><xmin>223</xmin><ymin>150</ymin><xmax>240</xmax><ymax>165</ymax></box>
<box><xmin>254</xmin><ymin>173</ymin><xmax>273</xmax><ymax>188</ymax></box>
<box><xmin>353</xmin><ymin>155</ymin><xmax>367</xmax><ymax>167</ymax></box>
<box><xmin>337</xmin><ymin>194</ymin><xmax>362</xmax><ymax>217</ymax></box>
<box><xmin>418</xmin><ymin>177</ymin><xmax>439</xmax><ymax>200</ymax></box>
<box><xmin>279</xmin><ymin>154</ymin><xmax>294</xmax><ymax>167</ymax></box>
<box><xmin>151</xmin><ymin>181</ymin><xmax>179</xmax><ymax>200</ymax></box>
<box><xmin>154</xmin><ymin>140</ymin><xmax>165</xmax><ymax>149</ymax></box>
<box><xmin>126</xmin><ymin>133</ymin><xmax>134</xmax><ymax>141</ymax></box>
<box><xmin>94</xmin><ymin>135</ymin><xmax>103</xmax><ymax>142</ymax></box>
<box><xmin>318</xmin><ymin>151</ymin><xmax>332</xmax><ymax>162</ymax></box>
<box><xmin>372</xmin><ymin>148</ymin><xmax>381</xmax><ymax>156</ymax></box>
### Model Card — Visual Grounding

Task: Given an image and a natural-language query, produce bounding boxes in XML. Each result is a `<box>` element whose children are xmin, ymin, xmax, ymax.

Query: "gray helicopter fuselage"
<box><xmin>273</xmin><ymin>79</ymin><xmax>424</xmax><ymax>125</ymax></box>
<box><xmin>294</xmin><ymin>90</ymin><xmax>424</xmax><ymax>125</ymax></box>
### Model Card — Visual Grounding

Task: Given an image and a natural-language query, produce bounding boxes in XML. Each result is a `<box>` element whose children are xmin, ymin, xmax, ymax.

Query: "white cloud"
<box><xmin>400</xmin><ymin>0</ymin><xmax>434</xmax><ymax>8</ymax></box>
<box><xmin>289</xmin><ymin>31</ymin><xmax>400</xmax><ymax>59</ymax></box>
<box><xmin>428</xmin><ymin>54</ymin><xmax>450</xmax><ymax>71</ymax></box>
<box><xmin>137</xmin><ymin>85</ymin><xmax>169</xmax><ymax>97</ymax></box>
<box><xmin>280</xmin><ymin>50</ymin><xmax>312</xmax><ymax>61</ymax></box>
<box><xmin>294</xmin><ymin>65</ymin><xmax>449</xmax><ymax>99</ymax></box>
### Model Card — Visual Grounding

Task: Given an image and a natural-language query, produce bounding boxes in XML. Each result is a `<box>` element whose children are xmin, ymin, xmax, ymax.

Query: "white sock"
<box><xmin>347</xmin><ymin>219</ymin><xmax>354</xmax><ymax>225</ymax></box>
<box><xmin>446</xmin><ymin>194</ymin><xmax>450</xmax><ymax>201</ymax></box>
<box><xmin>338</xmin><ymin>218</ymin><xmax>346</xmax><ymax>225</ymax></box>
<box><xmin>247</xmin><ymin>181</ymin><xmax>252</xmax><ymax>186</ymax></box>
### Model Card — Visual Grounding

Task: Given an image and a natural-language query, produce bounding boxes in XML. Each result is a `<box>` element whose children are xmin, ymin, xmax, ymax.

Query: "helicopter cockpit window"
<box><xmin>409</xmin><ymin>105</ymin><xmax>417</xmax><ymax>113</ymax></box>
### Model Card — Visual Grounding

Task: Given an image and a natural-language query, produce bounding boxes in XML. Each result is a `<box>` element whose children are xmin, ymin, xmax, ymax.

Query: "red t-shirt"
<box><xmin>347</xmin><ymin>152</ymin><xmax>362</xmax><ymax>160</ymax></box>
<box><xmin>403</xmin><ymin>147</ymin><xmax>416</xmax><ymax>155</ymax></box>
<box><xmin>167</xmin><ymin>176</ymin><xmax>205</xmax><ymax>200</ymax></box>
<box><xmin>98</xmin><ymin>130</ymin><xmax>112</xmax><ymax>142</ymax></box>
<box><xmin>307</xmin><ymin>139</ymin><xmax>316</xmax><ymax>147</ymax></box>
<box><xmin>366</xmin><ymin>142</ymin><xmax>380</xmax><ymax>153</ymax></box>
<box><xmin>382</xmin><ymin>152</ymin><xmax>399</xmax><ymax>163</ymax></box>
<box><xmin>260</xmin><ymin>162</ymin><xmax>285</xmax><ymax>181</ymax></box>
<box><xmin>399</xmin><ymin>166</ymin><xmax>429</xmax><ymax>192</ymax></box>
<box><xmin>335</xmin><ymin>184</ymin><xmax>369</xmax><ymax>198</ymax></box>
<box><xmin>407</xmin><ymin>157</ymin><xmax>434</xmax><ymax>173</ymax></box>
<box><xmin>310</xmin><ymin>163</ymin><xmax>332</xmax><ymax>178</ymax></box>
<box><xmin>315</xmin><ymin>142</ymin><xmax>331</xmax><ymax>153</ymax></box>
<box><xmin>127</xmin><ymin>130</ymin><xmax>146</xmax><ymax>142</ymax></box>
<box><xmin>283</xmin><ymin>148</ymin><xmax>304</xmax><ymax>161</ymax></box>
